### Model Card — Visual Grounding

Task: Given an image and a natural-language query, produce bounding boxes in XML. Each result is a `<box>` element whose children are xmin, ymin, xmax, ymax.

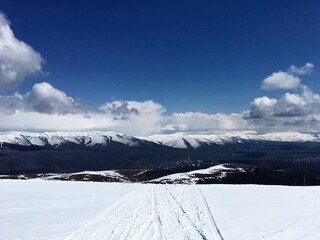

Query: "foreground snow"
<box><xmin>1</xmin><ymin>180</ymin><xmax>320</xmax><ymax>239</ymax></box>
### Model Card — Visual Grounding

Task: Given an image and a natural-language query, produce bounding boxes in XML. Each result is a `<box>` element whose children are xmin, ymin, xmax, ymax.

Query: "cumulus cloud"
<box><xmin>274</xmin><ymin>93</ymin><xmax>306</xmax><ymax>117</ymax></box>
<box><xmin>24</xmin><ymin>82</ymin><xmax>80</xmax><ymax>114</ymax></box>
<box><xmin>288</xmin><ymin>62</ymin><xmax>314</xmax><ymax>75</ymax></box>
<box><xmin>246</xmin><ymin>96</ymin><xmax>277</xmax><ymax>119</ymax></box>
<box><xmin>0</xmin><ymin>13</ymin><xmax>43</xmax><ymax>89</ymax></box>
<box><xmin>261</xmin><ymin>71</ymin><xmax>301</xmax><ymax>90</ymax></box>
<box><xmin>244</xmin><ymin>85</ymin><xmax>320</xmax><ymax>132</ymax></box>
<box><xmin>0</xmin><ymin>82</ymin><xmax>81</xmax><ymax>115</ymax></box>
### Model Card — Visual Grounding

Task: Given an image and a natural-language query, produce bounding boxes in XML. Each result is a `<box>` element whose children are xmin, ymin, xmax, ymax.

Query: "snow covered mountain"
<box><xmin>0</xmin><ymin>131</ymin><xmax>319</xmax><ymax>149</ymax></box>
<box><xmin>144</xmin><ymin>131</ymin><xmax>320</xmax><ymax>148</ymax></box>
<box><xmin>0</xmin><ymin>131</ymin><xmax>146</xmax><ymax>148</ymax></box>
<box><xmin>2</xmin><ymin>131</ymin><xmax>320</xmax><ymax>175</ymax></box>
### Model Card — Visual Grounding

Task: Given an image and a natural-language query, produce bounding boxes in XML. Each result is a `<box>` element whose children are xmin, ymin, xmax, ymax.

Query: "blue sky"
<box><xmin>0</xmin><ymin>1</ymin><xmax>320</xmax><ymax>135</ymax></box>
<box><xmin>1</xmin><ymin>0</ymin><xmax>320</xmax><ymax>114</ymax></box>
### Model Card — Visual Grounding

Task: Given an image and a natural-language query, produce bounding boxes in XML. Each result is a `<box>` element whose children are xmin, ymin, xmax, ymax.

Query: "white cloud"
<box><xmin>100</xmin><ymin>100</ymin><xmax>166</xmax><ymax>136</ymax></box>
<box><xmin>288</xmin><ymin>62</ymin><xmax>314</xmax><ymax>75</ymax></box>
<box><xmin>246</xmin><ymin>96</ymin><xmax>277</xmax><ymax>118</ymax></box>
<box><xmin>274</xmin><ymin>93</ymin><xmax>306</xmax><ymax>117</ymax></box>
<box><xmin>246</xmin><ymin>86</ymin><xmax>320</xmax><ymax>131</ymax></box>
<box><xmin>99</xmin><ymin>100</ymin><xmax>164</xmax><ymax>120</ymax></box>
<box><xmin>0</xmin><ymin>111</ymin><xmax>116</xmax><ymax>132</ymax></box>
<box><xmin>0</xmin><ymin>82</ymin><xmax>81</xmax><ymax>114</ymax></box>
<box><xmin>0</xmin><ymin>13</ymin><xmax>43</xmax><ymax>89</ymax></box>
<box><xmin>162</xmin><ymin>112</ymin><xmax>248</xmax><ymax>132</ymax></box>
<box><xmin>0</xmin><ymin>92</ymin><xmax>23</xmax><ymax>114</ymax></box>
<box><xmin>0</xmin><ymin>107</ymin><xmax>164</xmax><ymax>136</ymax></box>
<box><xmin>261</xmin><ymin>71</ymin><xmax>301</xmax><ymax>90</ymax></box>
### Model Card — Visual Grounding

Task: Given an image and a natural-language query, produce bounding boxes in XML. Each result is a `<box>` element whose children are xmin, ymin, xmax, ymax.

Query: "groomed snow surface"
<box><xmin>1</xmin><ymin>181</ymin><xmax>320</xmax><ymax>240</ymax></box>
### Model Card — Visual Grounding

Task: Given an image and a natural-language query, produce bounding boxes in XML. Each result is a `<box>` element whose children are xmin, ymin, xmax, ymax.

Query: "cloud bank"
<box><xmin>0</xmin><ymin>63</ymin><xmax>319</xmax><ymax>135</ymax></box>
<box><xmin>0</xmin><ymin>83</ymin><xmax>165</xmax><ymax>135</ymax></box>
<box><xmin>1</xmin><ymin>12</ymin><xmax>320</xmax><ymax>136</ymax></box>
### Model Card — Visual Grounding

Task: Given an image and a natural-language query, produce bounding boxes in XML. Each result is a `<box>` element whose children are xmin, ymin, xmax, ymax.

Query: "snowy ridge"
<box><xmin>150</xmin><ymin>164</ymin><xmax>245</xmax><ymax>184</ymax></box>
<box><xmin>43</xmin><ymin>170</ymin><xmax>128</xmax><ymax>182</ymax></box>
<box><xmin>0</xmin><ymin>130</ymin><xmax>319</xmax><ymax>149</ymax></box>
<box><xmin>143</xmin><ymin>131</ymin><xmax>320</xmax><ymax>148</ymax></box>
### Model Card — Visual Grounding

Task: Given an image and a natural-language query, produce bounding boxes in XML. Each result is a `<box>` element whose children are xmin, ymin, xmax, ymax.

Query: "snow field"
<box><xmin>1</xmin><ymin>180</ymin><xmax>320</xmax><ymax>240</ymax></box>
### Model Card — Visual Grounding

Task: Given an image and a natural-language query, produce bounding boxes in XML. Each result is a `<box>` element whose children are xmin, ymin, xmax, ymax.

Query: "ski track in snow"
<box><xmin>64</xmin><ymin>185</ymin><xmax>224</xmax><ymax>240</ymax></box>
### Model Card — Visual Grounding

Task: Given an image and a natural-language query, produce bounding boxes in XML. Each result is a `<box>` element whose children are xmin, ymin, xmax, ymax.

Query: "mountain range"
<box><xmin>1</xmin><ymin>131</ymin><xmax>320</xmax><ymax>175</ymax></box>
<box><xmin>1</xmin><ymin>130</ymin><xmax>319</xmax><ymax>148</ymax></box>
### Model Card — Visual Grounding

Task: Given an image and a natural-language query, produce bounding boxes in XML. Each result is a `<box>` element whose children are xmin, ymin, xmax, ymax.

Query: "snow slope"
<box><xmin>0</xmin><ymin>130</ymin><xmax>319</xmax><ymax>148</ymax></box>
<box><xmin>1</xmin><ymin>180</ymin><xmax>320</xmax><ymax>240</ymax></box>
